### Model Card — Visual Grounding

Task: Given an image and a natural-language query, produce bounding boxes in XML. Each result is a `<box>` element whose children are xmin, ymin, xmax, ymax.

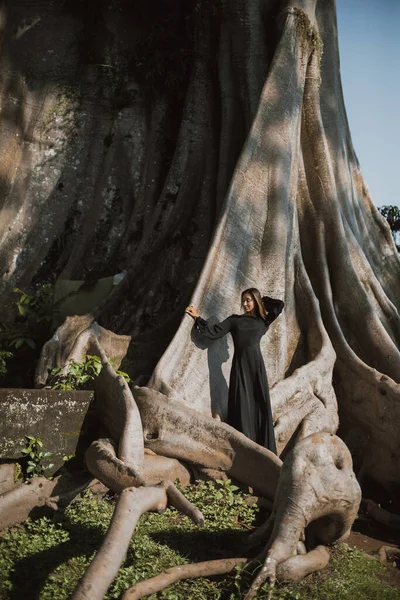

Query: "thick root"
<box><xmin>134</xmin><ymin>386</ymin><xmax>282</xmax><ymax>501</ymax></box>
<box><xmin>35</xmin><ymin>315</ymin><xmax>130</xmax><ymax>387</ymax></box>
<box><xmin>122</xmin><ymin>558</ymin><xmax>247</xmax><ymax>600</ymax></box>
<box><xmin>85</xmin><ymin>438</ymin><xmax>144</xmax><ymax>492</ymax></box>
<box><xmin>243</xmin><ymin>555</ymin><xmax>278</xmax><ymax>600</ymax></box>
<box><xmin>276</xmin><ymin>545</ymin><xmax>330</xmax><ymax>581</ymax></box>
<box><xmin>85</xmin><ymin>438</ymin><xmax>192</xmax><ymax>492</ymax></box>
<box><xmin>377</xmin><ymin>546</ymin><xmax>400</xmax><ymax>566</ymax></box>
<box><xmin>243</xmin><ymin>431</ymin><xmax>361</xmax><ymax>600</ymax></box>
<box><xmin>0</xmin><ymin>472</ymin><xmax>93</xmax><ymax>530</ymax></box>
<box><xmin>71</xmin><ymin>483</ymin><xmax>204</xmax><ymax>600</ymax></box>
<box><xmin>0</xmin><ymin>477</ymin><xmax>58</xmax><ymax>530</ymax></box>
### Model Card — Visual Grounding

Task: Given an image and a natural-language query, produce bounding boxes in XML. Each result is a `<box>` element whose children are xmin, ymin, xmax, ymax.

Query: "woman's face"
<box><xmin>242</xmin><ymin>293</ymin><xmax>255</xmax><ymax>314</ymax></box>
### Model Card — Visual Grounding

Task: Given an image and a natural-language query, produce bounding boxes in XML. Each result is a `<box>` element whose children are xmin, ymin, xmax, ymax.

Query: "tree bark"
<box><xmin>1</xmin><ymin>2</ymin><xmax>400</xmax><ymax>597</ymax></box>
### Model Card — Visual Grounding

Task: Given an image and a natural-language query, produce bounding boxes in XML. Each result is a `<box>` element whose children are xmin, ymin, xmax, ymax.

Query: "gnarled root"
<box><xmin>377</xmin><ymin>546</ymin><xmax>400</xmax><ymax>566</ymax></box>
<box><xmin>364</xmin><ymin>499</ymin><xmax>400</xmax><ymax>530</ymax></box>
<box><xmin>0</xmin><ymin>472</ymin><xmax>93</xmax><ymax>530</ymax></box>
<box><xmin>133</xmin><ymin>386</ymin><xmax>282</xmax><ymax>501</ymax></box>
<box><xmin>35</xmin><ymin>315</ymin><xmax>130</xmax><ymax>387</ymax></box>
<box><xmin>276</xmin><ymin>545</ymin><xmax>330</xmax><ymax>581</ymax></box>
<box><xmin>85</xmin><ymin>438</ymin><xmax>192</xmax><ymax>492</ymax></box>
<box><xmin>243</xmin><ymin>432</ymin><xmax>361</xmax><ymax>599</ymax></box>
<box><xmin>71</xmin><ymin>482</ymin><xmax>204</xmax><ymax>600</ymax></box>
<box><xmin>122</xmin><ymin>558</ymin><xmax>247</xmax><ymax>600</ymax></box>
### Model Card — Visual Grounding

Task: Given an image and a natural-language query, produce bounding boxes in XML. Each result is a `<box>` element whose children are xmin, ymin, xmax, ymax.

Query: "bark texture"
<box><xmin>0</xmin><ymin>0</ymin><xmax>399</xmax><ymax>497</ymax></box>
<box><xmin>0</xmin><ymin>0</ymin><xmax>399</xmax><ymax>596</ymax></box>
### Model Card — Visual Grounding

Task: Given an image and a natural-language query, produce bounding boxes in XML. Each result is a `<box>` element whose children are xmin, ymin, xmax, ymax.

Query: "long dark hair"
<box><xmin>241</xmin><ymin>288</ymin><xmax>268</xmax><ymax>322</ymax></box>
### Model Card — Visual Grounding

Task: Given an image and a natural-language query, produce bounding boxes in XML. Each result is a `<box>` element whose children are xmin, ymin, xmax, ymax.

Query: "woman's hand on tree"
<box><xmin>185</xmin><ymin>305</ymin><xmax>200</xmax><ymax>319</ymax></box>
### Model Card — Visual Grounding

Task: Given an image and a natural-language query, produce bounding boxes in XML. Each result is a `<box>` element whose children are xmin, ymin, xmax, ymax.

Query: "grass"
<box><xmin>0</xmin><ymin>480</ymin><xmax>399</xmax><ymax>600</ymax></box>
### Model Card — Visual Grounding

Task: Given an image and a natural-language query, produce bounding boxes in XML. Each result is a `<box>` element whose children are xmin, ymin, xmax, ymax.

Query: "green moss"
<box><xmin>289</xmin><ymin>7</ymin><xmax>323</xmax><ymax>69</ymax></box>
<box><xmin>13</xmin><ymin>462</ymin><xmax>23</xmax><ymax>483</ymax></box>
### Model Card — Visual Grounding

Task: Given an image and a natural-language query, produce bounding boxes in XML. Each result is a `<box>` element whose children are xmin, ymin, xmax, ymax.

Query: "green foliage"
<box><xmin>378</xmin><ymin>205</ymin><xmax>400</xmax><ymax>251</ymax></box>
<box><xmin>13</xmin><ymin>461</ymin><xmax>23</xmax><ymax>483</ymax></box>
<box><xmin>50</xmin><ymin>355</ymin><xmax>131</xmax><ymax>390</ymax></box>
<box><xmin>50</xmin><ymin>354</ymin><xmax>103</xmax><ymax>391</ymax></box>
<box><xmin>21</xmin><ymin>435</ymin><xmax>54</xmax><ymax>478</ymax></box>
<box><xmin>13</xmin><ymin>284</ymin><xmax>56</xmax><ymax>322</ymax></box>
<box><xmin>110</xmin><ymin>358</ymin><xmax>132</xmax><ymax>384</ymax></box>
<box><xmin>176</xmin><ymin>479</ymin><xmax>257</xmax><ymax>529</ymax></box>
<box><xmin>0</xmin><ymin>283</ymin><xmax>60</xmax><ymax>382</ymax></box>
<box><xmin>271</xmin><ymin>544</ymin><xmax>400</xmax><ymax>600</ymax></box>
<box><xmin>0</xmin><ymin>487</ymin><xmax>398</xmax><ymax>600</ymax></box>
<box><xmin>0</xmin><ymin>349</ymin><xmax>13</xmax><ymax>378</ymax></box>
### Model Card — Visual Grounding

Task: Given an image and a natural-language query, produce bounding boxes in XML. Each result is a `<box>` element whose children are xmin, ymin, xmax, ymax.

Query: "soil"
<box><xmin>348</xmin><ymin>514</ymin><xmax>400</xmax><ymax>588</ymax></box>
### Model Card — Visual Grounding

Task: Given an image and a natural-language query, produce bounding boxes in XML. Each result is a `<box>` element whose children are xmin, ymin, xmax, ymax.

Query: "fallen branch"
<box><xmin>71</xmin><ymin>482</ymin><xmax>204</xmax><ymax>600</ymax></box>
<box><xmin>122</xmin><ymin>558</ymin><xmax>247</xmax><ymax>600</ymax></box>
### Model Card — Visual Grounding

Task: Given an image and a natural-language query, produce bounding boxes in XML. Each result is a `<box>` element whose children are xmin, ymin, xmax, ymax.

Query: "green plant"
<box><xmin>50</xmin><ymin>355</ymin><xmax>103</xmax><ymax>391</ymax></box>
<box><xmin>0</xmin><ymin>488</ymin><xmax>399</xmax><ymax>600</ymax></box>
<box><xmin>115</xmin><ymin>368</ymin><xmax>131</xmax><ymax>382</ymax></box>
<box><xmin>378</xmin><ymin>205</ymin><xmax>400</xmax><ymax>251</ymax></box>
<box><xmin>13</xmin><ymin>462</ymin><xmax>23</xmax><ymax>483</ymax></box>
<box><xmin>0</xmin><ymin>285</ymin><xmax>57</xmax><ymax>359</ymax></box>
<box><xmin>0</xmin><ymin>349</ymin><xmax>13</xmax><ymax>379</ymax></box>
<box><xmin>62</xmin><ymin>452</ymin><xmax>75</xmax><ymax>462</ymax></box>
<box><xmin>51</xmin><ymin>355</ymin><xmax>131</xmax><ymax>390</ymax></box>
<box><xmin>109</xmin><ymin>359</ymin><xmax>132</xmax><ymax>383</ymax></box>
<box><xmin>13</xmin><ymin>285</ymin><xmax>55</xmax><ymax>322</ymax></box>
<box><xmin>176</xmin><ymin>478</ymin><xmax>257</xmax><ymax>530</ymax></box>
<box><xmin>21</xmin><ymin>435</ymin><xmax>54</xmax><ymax>478</ymax></box>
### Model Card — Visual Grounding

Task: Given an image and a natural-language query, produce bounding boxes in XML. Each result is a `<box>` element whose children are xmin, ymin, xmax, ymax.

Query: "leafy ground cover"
<box><xmin>0</xmin><ymin>480</ymin><xmax>399</xmax><ymax>600</ymax></box>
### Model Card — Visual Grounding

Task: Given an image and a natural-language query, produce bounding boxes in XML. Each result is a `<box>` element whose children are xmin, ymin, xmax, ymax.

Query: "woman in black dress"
<box><xmin>185</xmin><ymin>288</ymin><xmax>284</xmax><ymax>454</ymax></box>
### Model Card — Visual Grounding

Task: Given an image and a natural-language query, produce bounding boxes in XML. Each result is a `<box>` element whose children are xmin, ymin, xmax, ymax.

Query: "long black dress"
<box><xmin>195</xmin><ymin>296</ymin><xmax>284</xmax><ymax>454</ymax></box>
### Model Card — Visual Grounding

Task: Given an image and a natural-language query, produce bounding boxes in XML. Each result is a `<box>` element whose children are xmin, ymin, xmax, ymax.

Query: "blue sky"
<box><xmin>336</xmin><ymin>0</ymin><xmax>400</xmax><ymax>208</ymax></box>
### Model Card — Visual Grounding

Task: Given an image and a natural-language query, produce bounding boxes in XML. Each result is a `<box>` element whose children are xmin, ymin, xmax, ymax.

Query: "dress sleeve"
<box><xmin>262</xmin><ymin>296</ymin><xmax>284</xmax><ymax>325</ymax></box>
<box><xmin>194</xmin><ymin>316</ymin><xmax>233</xmax><ymax>339</ymax></box>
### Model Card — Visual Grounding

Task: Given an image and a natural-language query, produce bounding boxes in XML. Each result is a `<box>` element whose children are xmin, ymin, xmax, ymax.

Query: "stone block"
<box><xmin>0</xmin><ymin>389</ymin><xmax>94</xmax><ymax>469</ymax></box>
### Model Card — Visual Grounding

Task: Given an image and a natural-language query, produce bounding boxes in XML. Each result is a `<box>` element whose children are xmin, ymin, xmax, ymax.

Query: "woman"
<box><xmin>185</xmin><ymin>289</ymin><xmax>284</xmax><ymax>454</ymax></box>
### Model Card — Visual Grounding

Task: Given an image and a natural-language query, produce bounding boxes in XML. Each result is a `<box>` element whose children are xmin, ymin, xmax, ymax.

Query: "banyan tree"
<box><xmin>0</xmin><ymin>0</ymin><xmax>399</xmax><ymax>598</ymax></box>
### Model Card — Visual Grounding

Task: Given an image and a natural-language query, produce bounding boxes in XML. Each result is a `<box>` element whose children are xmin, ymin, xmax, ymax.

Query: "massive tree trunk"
<box><xmin>0</xmin><ymin>0</ymin><xmax>399</xmax><ymax>512</ymax></box>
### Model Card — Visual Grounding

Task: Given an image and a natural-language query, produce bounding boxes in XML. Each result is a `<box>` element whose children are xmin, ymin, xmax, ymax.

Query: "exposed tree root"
<box><xmin>85</xmin><ymin>439</ymin><xmax>144</xmax><ymax>493</ymax></box>
<box><xmin>0</xmin><ymin>472</ymin><xmax>93</xmax><ymax>530</ymax></box>
<box><xmin>35</xmin><ymin>315</ymin><xmax>130</xmax><ymax>386</ymax></box>
<box><xmin>0</xmin><ymin>2</ymin><xmax>390</xmax><ymax>597</ymax></box>
<box><xmin>71</xmin><ymin>483</ymin><xmax>204</xmax><ymax>600</ymax></box>
<box><xmin>133</xmin><ymin>386</ymin><xmax>282</xmax><ymax>501</ymax></box>
<box><xmin>243</xmin><ymin>431</ymin><xmax>361</xmax><ymax>599</ymax></box>
<box><xmin>36</xmin><ymin>317</ymin><xmax>145</xmax><ymax>480</ymax></box>
<box><xmin>275</xmin><ymin>545</ymin><xmax>330</xmax><ymax>582</ymax></box>
<box><xmin>377</xmin><ymin>546</ymin><xmax>400</xmax><ymax>566</ymax></box>
<box><xmin>121</xmin><ymin>558</ymin><xmax>247</xmax><ymax>600</ymax></box>
<box><xmin>364</xmin><ymin>499</ymin><xmax>400</xmax><ymax>530</ymax></box>
<box><xmin>121</xmin><ymin>545</ymin><xmax>329</xmax><ymax>600</ymax></box>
